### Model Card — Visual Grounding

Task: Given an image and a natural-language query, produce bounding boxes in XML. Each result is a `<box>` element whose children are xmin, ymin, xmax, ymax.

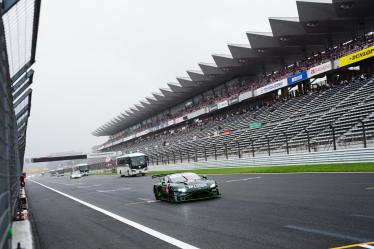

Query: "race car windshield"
<box><xmin>170</xmin><ymin>173</ymin><xmax>201</xmax><ymax>183</ymax></box>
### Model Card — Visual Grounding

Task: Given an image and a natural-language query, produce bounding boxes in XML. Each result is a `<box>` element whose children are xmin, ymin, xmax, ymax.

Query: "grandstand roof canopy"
<box><xmin>1</xmin><ymin>0</ymin><xmax>41</xmax><ymax>155</ymax></box>
<box><xmin>93</xmin><ymin>0</ymin><xmax>374</xmax><ymax>137</ymax></box>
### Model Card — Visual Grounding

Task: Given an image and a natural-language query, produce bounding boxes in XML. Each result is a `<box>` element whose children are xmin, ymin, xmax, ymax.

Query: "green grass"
<box><xmin>146</xmin><ymin>162</ymin><xmax>374</xmax><ymax>175</ymax></box>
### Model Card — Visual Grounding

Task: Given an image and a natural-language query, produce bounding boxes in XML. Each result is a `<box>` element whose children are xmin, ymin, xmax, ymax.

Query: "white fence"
<box><xmin>148</xmin><ymin>147</ymin><xmax>374</xmax><ymax>171</ymax></box>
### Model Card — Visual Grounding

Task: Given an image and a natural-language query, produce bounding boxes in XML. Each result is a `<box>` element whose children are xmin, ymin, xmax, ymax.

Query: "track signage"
<box><xmin>307</xmin><ymin>61</ymin><xmax>332</xmax><ymax>78</ymax></box>
<box><xmin>287</xmin><ymin>71</ymin><xmax>308</xmax><ymax>86</ymax></box>
<box><xmin>256</xmin><ymin>78</ymin><xmax>287</xmax><ymax>96</ymax></box>
<box><xmin>339</xmin><ymin>45</ymin><xmax>374</xmax><ymax>67</ymax></box>
<box><xmin>249</xmin><ymin>121</ymin><xmax>262</xmax><ymax>129</ymax></box>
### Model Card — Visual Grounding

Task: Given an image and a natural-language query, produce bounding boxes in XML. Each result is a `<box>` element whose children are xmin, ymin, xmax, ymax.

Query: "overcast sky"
<box><xmin>25</xmin><ymin>0</ymin><xmax>299</xmax><ymax>158</ymax></box>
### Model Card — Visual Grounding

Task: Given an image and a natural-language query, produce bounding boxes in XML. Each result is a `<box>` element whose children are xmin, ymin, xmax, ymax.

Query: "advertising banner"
<box><xmin>238</xmin><ymin>91</ymin><xmax>252</xmax><ymax>102</ymax></box>
<box><xmin>287</xmin><ymin>71</ymin><xmax>308</xmax><ymax>86</ymax></box>
<box><xmin>333</xmin><ymin>59</ymin><xmax>340</xmax><ymax>69</ymax></box>
<box><xmin>307</xmin><ymin>61</ymin><xmax>332</xmax><ymax>78</ymax></box>
<box><xmin>167</xmin><ymin>119</ymin><xmax>174</xmax><ymax>126</ymax></box>
<box><xmin>188</xmin><ymin>107</ymin><xmax>206</xmax><ymax>119</ymax></box>
<box><xmin>255</xmin><ymin>78</ymin><xmax>288</xmax><ymax>96</ymax></box>
<box><xmin>339</xmin><ymin>45</ymin><xmax>374</xmax><ymax>67</ymax></box>
<box><xmin>209</xmin><ymin>104</ymin><xmax>217</xmax><ymax>112</ymax></box>
<box><xmin>217</xmin><ymin>100</ymin><xmax>229</xmax><ymax>109</ymax></box>
<box><xmin>175</xmin><ymin>117</ymin><xmax>184</xmax><ymax>124</ymax></box>
<box><xmin>228</xmin><ymin>96</ymin><xmax>239</xmax><ymax>105</ymax></box>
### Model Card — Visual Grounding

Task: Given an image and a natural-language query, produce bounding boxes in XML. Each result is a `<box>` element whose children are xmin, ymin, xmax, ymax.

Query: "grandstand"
<box><xmin>93</xmin><ymin>0</ymin><xmax>374</xmax><ymax>165</ymax></box>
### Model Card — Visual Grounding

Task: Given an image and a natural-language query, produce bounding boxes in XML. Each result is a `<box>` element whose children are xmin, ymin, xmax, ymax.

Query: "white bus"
<box><xmin>116</xmin><ymin>153</ymin><xmax>148</xmax><ymax>177</ymax></box>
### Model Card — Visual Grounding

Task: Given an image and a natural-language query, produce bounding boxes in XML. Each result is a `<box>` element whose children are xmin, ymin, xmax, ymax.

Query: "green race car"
<box><xmin>153</xmin><ymin>172</ymin><xmax>220</xmax><ymax>203</ymax></box>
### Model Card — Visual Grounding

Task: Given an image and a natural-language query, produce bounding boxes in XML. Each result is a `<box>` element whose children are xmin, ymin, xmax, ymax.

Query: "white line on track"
<box><xmin>351</xmin><ymin>214</ymin><xmax>374</xmax><ymax>220</ymax></box>
<box><xmin>29</xmin><ymin>179</ymin><xmax>200</xmax><ymax>249</ymax></box>
<box><xmin>284</xmin><ymin>225</ymin><xmax>371</xmax><ymax>242</ymax></box>
<box><xmin>361</xmin><ymin>245</ymin><xmax>374</xmax><ymax>249</ymax></box>
<box><xmin>126</xmin><ymin>200</ymin><xmax>159</xmax><ymax>205</ymax></box>
<box><xmin>96</xmin><ymin>187</ymin><xmax>132</xmax><ymax>193</ymax></box>
<box><xmin>77</xmin><ymin>184</ymin><xmax>102</xmax><ymax>189</ymax></box>
<box><xmin>138</xmin><ymin>198</ymin><xmax>157</xmax><ymax>203</ymax></box>
<box><xmin>225</xmin><ymin>176</ymin><xmax>261</xmax><ymax>183</ymax></box>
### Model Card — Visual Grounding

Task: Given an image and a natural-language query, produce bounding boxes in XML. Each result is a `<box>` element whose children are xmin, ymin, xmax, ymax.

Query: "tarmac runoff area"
<box><xmin>26</xmin><ymin>173</ymin><xmax>374</xmax><ymax>249</ymax></box>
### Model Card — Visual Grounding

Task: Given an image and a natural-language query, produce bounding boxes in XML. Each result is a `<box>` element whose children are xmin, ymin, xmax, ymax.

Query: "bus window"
<box><xmin>117</xmin><ymin>157</ymin><xmax>130</xmax><ymax>166</ymax></box>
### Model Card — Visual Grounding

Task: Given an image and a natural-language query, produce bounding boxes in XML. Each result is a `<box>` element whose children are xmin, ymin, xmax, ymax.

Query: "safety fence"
<box><xmin>147</xmin><ymin>147</ymin><xmax>374</xmax><ymax>171</ymax></box>
<box><xmin>0</xmin><ymin>17</ymin><xmax>22</xmax><ymax>249</ymax></box>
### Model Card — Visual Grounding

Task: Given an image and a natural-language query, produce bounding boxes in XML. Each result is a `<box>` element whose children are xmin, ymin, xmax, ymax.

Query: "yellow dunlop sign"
<box><xmin>339</xmin><ymin>45</ymin><xmax>374</xmax><ymax>67</ymax></box>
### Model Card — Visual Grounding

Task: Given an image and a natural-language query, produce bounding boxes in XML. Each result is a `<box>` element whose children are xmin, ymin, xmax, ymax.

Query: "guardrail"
<box><xmin>148</xmin><ymin>147</ymin><xmax>374</xmax><ymax>171</ymax></box>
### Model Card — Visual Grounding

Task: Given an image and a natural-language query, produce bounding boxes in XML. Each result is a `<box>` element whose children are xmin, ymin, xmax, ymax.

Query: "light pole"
<box><xmin>284</xmin><ymin>132</ymin><xmax>289</xmax><ymax>155</ymax></box>
<box><xmin>359</xmin><ymin>120</ymin><xmax>367</xmax><ymax>148</ymax></box>
<box><xmin>329</xmin><ymin>124</ymin><xmax>336</xmax><ymax>151</ymax></box>
<box><xmin>305</xmin><ymin>128</ymin><xmax>311</xmax><ymax>153</ymax></box>
<box><xmin>251</xmin><ymin>138</ymin><xmax>255</xmax><ymax>157</ymax></box>
<box><xmin>224</xmin><ymin>143</ymin><xmax>228</xmax><ymax>159</ymax></box>
<box><xmin>237</xmin><ymin>141</ymin><xmax>241</xmax><ymax>158</ymax></box>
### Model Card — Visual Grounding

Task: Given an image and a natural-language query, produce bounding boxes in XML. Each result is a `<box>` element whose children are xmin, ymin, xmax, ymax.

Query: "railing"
<box><xmin>148</xmin><ymin>147</ymin><xmax>374</xmax><ymax>171</ymax></box>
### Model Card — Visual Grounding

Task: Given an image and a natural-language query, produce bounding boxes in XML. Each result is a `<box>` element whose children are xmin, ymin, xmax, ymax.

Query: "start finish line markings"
<box><xmin>330</xmin><ymin>241</ymin><xmax>374</xmax><ymax>249</ymax></box>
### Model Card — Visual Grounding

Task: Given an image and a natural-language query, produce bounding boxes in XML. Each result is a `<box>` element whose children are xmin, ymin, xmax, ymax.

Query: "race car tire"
<box><xmin>153</xmin><ymin>186</ymin><xmax>161</xmax><ymax>200</ymax></box>
<box><xmin>169</xmin><ymin>190</ymin><xmax>178</xmax><ymax>203</ymax></box>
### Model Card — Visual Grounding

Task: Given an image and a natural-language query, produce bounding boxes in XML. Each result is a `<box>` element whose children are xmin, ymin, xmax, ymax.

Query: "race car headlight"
<box><xmin>210</xmin><ymin>183</ymin><xmax>216</xmax><ymax>188</ymax></box>
<box><xmin>177</xmin><ymin>188</ymin><xmax>187</xmax><ymax>193</ymax></box>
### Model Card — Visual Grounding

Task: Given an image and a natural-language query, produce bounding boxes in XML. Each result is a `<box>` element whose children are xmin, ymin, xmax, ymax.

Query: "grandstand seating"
<box><xmin>107</xmin><ymin>75</ymin><xmax>374</xmax><ymax>164</ymax></box>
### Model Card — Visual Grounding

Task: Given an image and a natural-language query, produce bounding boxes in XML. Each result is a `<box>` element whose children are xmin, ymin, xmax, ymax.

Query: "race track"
<box><xmin>26</xmin><ymin>173</ymin><xmax>374</xmax><ymax>249</ymax></box>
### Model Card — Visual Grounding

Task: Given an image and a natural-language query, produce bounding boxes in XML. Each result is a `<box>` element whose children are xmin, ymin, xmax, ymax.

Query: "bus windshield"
<box><xmin>130</xmin><ymin>156</ymin><xmax>147</xmax><ymax>168</ymax></box>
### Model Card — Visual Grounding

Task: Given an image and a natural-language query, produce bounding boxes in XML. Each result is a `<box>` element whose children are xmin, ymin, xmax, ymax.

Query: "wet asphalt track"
<box><xmin>26</xmin><ymin>173</ymin><xmax>374</xmax><ymax>249</ymax></box>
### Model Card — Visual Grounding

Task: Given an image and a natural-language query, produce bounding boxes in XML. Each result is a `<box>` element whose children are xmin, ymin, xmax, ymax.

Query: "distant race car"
<box><xmin>70</xmin><ymin>171</ymin><xmax>83</xmax><ymax>179</ymax></box>
<box><xmin>153</xmin><ymin>172</ymin><xmax>220</xmax><ymax>203</ymax></box>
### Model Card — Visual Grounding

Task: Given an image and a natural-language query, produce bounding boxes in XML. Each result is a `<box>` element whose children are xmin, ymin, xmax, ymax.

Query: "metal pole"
<box><xmin>305</xmin><ymin>129</ymin><xmax>311</xmax><ymax>153</ymax></box>
<box><xmin>237</xmin><ymin>141</ymin><xmax>241</xmax><ymax>158</ymax></box>
<box><xmin>195</xmin><ymin>149</ymin><xmax>197</xmax><ymax>162</ymax></box>
<box><xmin>251</xmin><ymin>139</ymin><xmax>255</xmax><ymax>158</ymax></box>
<box><xmin>204</xmin><ymin>146</ymin><xmax>207</xmax><ymax>161</ymax></box>
<box><xmin>180</xmin><ymin>150</ymin><xmax>183</xmax><ymax>163</ymax></box>
<box><xmin>284</xmin><ymin>132</ymin><xmax>289</xmax><ymax>155</ymax></box>
<box><xmin>224</xmin><ymin>143</ymin><xmax>228</xmax><ymax>159</ymax></box>
<box><xmin>330</xmin><ymin>124</ymin><xmax>336</xmax><ymax>151</ymax></box>
<box><xmin>167</xmin><ymin>153</ymin><xmax>170</xmax><ymax>164</ymax></box>
<box><xmin>156</xmin><ymin>154</ymin><xmax>159</xmax><ymax>165</ymax></box>
<box><xmin>173</xmin><ymin>152</ymin><xmax>176</xmax><ymax>164</ymax></box>
<box><xmin>266</xmin><ymin>135</ymin><xmax>270</xmax><ymax>156</ymax></box>
<box><xmin>360</xmin><ymin>120</ymin><xmax>367</xmax><ymax>148</ymax></box>
<box><xmin>187</xmin><ymin>151</ymin><xmax>190</xmax><ymax>162</ymax></box>
<box><xmin>214</xmin><ymin>144</ymin><xmax>217</xmax><ymax>160</ymax></box>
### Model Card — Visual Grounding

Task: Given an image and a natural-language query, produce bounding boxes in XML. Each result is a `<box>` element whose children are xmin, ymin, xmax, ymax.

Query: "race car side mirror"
<box><xmin>201</xmin><ymin>175</ymin><xmax>207</xmax><ymax>180</ymax></box>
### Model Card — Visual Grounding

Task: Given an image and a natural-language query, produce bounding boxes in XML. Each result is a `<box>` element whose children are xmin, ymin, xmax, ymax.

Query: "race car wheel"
<box><xmin>169</xmin><ymin>190</ymin><xmax>178</xmax><ymax>203</ymax></box>
<box><xmin>153</xmin><ymin>187</ymin><xmax>161</xmax><ymax>200</ymax></box>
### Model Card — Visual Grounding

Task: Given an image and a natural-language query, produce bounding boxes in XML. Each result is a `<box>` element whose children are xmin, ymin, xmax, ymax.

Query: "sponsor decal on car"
<box><xmin>189</xmin><ymin>184</ymin><xmax>206</xmax><ymax>189</ymax></box>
